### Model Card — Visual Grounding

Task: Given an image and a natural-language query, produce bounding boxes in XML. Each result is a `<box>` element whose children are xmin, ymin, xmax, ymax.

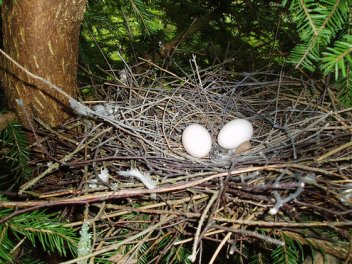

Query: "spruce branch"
<box><xmin>0</xmin><ymin>120</ymin><xmax>31</xmax><ymax>183</ymax></box>
<box><xmin>335</xmin><ymin>68</ymin><xmax>352</xmax><ymax>106</ymax></box>
<box><xmin>287</xmin><ymin>0</ymin><xmax>349</xmax><ymax>71</ymax></box>
<box><xmin>321</xmin><ymin>35</ymin><xmax>352</xmax><ymax>77</ymax></box>
<box><xmin>8</xmin><ymin>210</ymin><xmax>78</xmax><ymax>256</ymax></box>
<box><xmin>271</xmin><ymin>233</ymin><xmax>301</xmax><ymax>264</ymax></box>
<box><xmin>0</xmin><ymin>208</ymin><xmax>78</xmax><ymax>263</ymax></box>
<box><xmin>286</xmin><ymin>0</ymin><xmax>352</xmax><ymax>106</ymax></box>
<box><xmin>128</xmin><ymin>0</ymin><xmax>158</xmax><ymax>35</ymax></box>
<box><xmin>0</xmin><ymin>224</ymin><xmax>14</xmax><ymax>263</ymax></box>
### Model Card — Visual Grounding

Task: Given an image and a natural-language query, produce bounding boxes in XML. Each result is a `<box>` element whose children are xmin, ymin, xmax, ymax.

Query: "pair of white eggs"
<box><xmin>182</xmin><ymin>119</ymin><xmax>253</xmax><ymax>158</ymax></box>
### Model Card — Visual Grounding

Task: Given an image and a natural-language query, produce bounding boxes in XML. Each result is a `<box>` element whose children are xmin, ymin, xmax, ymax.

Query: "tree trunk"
<box><xmin>1</xmin><ymin>0</ymin><xmax>88</xmax><ymax>128</ymax></box>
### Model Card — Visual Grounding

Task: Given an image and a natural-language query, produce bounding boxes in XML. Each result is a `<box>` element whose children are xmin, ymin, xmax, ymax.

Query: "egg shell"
<box><xmin>182</xmin><ymin>124</ymin><xmax>212</xmax><ymax>158</ymax></box>
<box><xmin>218</xmin><ymin>119</ymin><xmax>253</xmax><ymax>149</ymax></box>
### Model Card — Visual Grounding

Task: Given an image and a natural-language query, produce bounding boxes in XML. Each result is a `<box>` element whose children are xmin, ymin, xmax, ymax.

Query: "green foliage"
<box><xmin>127</xmin><ymin>0</ymin><xmax>159</xmax><ymax>35</ymax></box>
<box><xmin>232</xmin><ymin>225</ymin><xmax>352</xmax><ymax>264</ymax></box>
<box><xmin>286</xmin><ymin>0</ymin><xmax>352</xmax><ymax>106</ymax></box>
<box><xmin>232</xmin><ymin>242</ymin><xmax>249</xmax><ymax>263</ymax></box>
<box><xmin>155</xmin><ymin>234</ymin><xmax>191</xmax><ymax>263</ymax></box>
<box><xmin>248</xmin><ymin>252</ymin><xmax>271</xmax><ymax>264</ymax></box>
<box><xmin>321</xmin><ymin>35</ymin><xmax>352</xmax><ymax>77</ymax></box>
<box><xmin>287</xmin><ymin>0</ymin><xmax>350</xmax><ymax>70</ymax></box>
<box><xmin>0</xmin><ymin>120</ymin><xmax>31</xmax><ymax>189</ymax></box>
<box><xmin>0</xmin><ymin>207</ymin><xmax>78</xmax><ymax>263</ymax></box>
<box><xmin>79</xmin><ymin>0</ymin><xmax>162</xmax><ymax>82</ymax></box>
<box><xmin>94</xmin><ymin>209</ymin><xmax>191</xmax><ymax>263</ymax></box>
<box><xmin>168</xmin><ymin>242</ymin><xmax>192</xmax><ymax>264</ymax></box>
<box><xmin>0</xmin><ymin>218</ymin><xmax>15</xmax><ymax>263</ymax></box>
<box><xmin>79</xmin><ymin>0</ymin><xmax>294</xmax><ymax>82</ymax></box>
<box><xmin>272</xmin><ymin>233</ymin><xmax>302</xmax><ymax>264</ymax></box>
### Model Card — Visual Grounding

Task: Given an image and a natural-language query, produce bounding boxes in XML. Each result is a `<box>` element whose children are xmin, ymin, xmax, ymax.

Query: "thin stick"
<box><xmin>18</xmin><ymin>127</ymin><xmax>112</xmax><ymax>194</ymax></box>
<box><xmin>60</xmin><ymin>215</ymin><xmax>175</xmax><ymax>264</ymax></box>
<box><xmin>0</xmin><ymin>162</ymin><xmax>345</xmax><ymax>212</ymax></box>
<box><xmin>0</xmin><ymin>48</ymin><xmax>89</xmax><ymax>113</ymax></box>
<box><xmin>316</xmin><ymin>141</ymin><xmax>352</xmax><ymax>162</ymax></box>
<box><xmin>209</xmin><ymin>232</ymin><xmax>232</xmax><ymax>264</ymax></box>
<box><xmin>188</xmin><ymin>191</ymin><xmax>219</xmax><ymax>262</ymax></box>
<box><xmin>212</xmin><ymin>224</ymin><xmax>285</xmax><ymax>246</ymax></box>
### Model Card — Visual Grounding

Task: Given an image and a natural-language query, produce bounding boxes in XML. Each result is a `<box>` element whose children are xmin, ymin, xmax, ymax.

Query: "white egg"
<box><xmin>218</xmin><ymin>119</ymin><xmax>253</xmax><ymax>149</ymax></box>
<box><xmin>182</xmin><ymin>124</ymin><xmax>212</xmax><ymax>158</ymax></box>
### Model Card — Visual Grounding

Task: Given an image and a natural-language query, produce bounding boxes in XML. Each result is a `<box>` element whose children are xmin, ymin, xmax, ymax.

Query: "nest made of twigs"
<box><xmin>7</xmin><ymin>63</ymin><xmax>352</xmax><ymax>262</ymax></box>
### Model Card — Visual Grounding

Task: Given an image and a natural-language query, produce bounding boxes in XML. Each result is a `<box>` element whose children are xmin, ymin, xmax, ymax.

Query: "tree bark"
<box><xmin>0</xmin><ymin>111</ymin><xmax>17</xmax><ymax>131</ymax></box>
<box><xmin>1</xmin><ymin>0</ymin><xmax>88</xmax><ymax>127</ymax></box>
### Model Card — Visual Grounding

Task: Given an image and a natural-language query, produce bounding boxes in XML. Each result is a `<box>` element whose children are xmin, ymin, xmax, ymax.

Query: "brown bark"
<box><xmin>1</xmin><ymin>0</ymin><xmax>88</xmax><ymax>127</ymax></box>
<box><xmin>0</xmin><ymin>111</ymin><xmax>17</xmax><ymax>131</ymax></box>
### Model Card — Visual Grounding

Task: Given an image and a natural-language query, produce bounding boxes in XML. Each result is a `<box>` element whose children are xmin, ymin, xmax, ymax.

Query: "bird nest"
<box><xmin>4</xmin><ymin>63</ymin><xmax>352</xmax><ymax>262</ymax></box>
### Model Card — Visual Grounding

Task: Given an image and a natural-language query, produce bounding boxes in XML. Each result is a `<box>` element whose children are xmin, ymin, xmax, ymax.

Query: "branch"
<box><xmin>212</xmin><ymin>224</ymin><xmax>285</xmax><ymax>246</ymax></box>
